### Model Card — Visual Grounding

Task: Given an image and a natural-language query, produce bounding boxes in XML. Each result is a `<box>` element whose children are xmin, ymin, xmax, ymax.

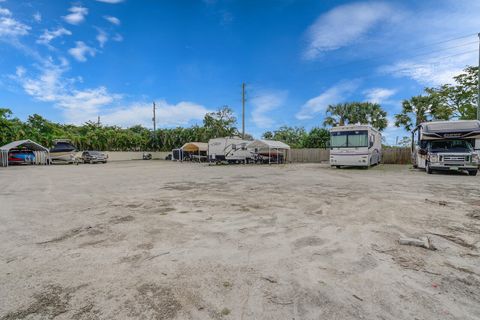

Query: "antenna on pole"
<box><xmin>152</xmin><ymin>102</ymin><xmax>157</xmax><ymax>150</ymax></box>
<box><xmin>242</xmin><ymin>82</ymin><xmax>246</xmax><ymax>139</ymax></box>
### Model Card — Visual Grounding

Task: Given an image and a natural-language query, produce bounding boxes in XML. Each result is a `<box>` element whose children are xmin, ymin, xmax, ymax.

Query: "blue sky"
<box><xmin>1</xmin><ymin>0</ymin><xmax>479</xmax><ymax>144</ymax></box>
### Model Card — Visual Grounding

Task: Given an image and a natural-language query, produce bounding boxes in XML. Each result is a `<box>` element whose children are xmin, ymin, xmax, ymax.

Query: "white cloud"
<box><xmin>376</xmin><ymin>1</ymin><xmax>480</xmax><ymax>86</ymax></box>
<box><xmin>379</xmin><ymin>50</ymin><xmax>477</xmax><ymax>86</ymax></box>
<box><xmin>37</xmin><ymin>27</ymin><xmax>72</xmax><ymax>46</ymax></box>
<box><xmin>104</xmin><ymin>15</ymin><xmax>120</xmax><ymax>25</ymax></box>
<box><xmin>0</xmin><ymin>7</ymin><xmax>10</xmax><ymax>16</ymax></box>
<box><xmin>14</xmin><ymin>60</ymin><xmax>121</xmax><ymax>123</ymax></box>
<box><xmin>63</xmin><ymin>6</ymin><xmax>88</xmax><ymax>25</ymax></box>
<box><xmin>251</xmin><ymin>90</ymin><xmax>288</xmax><ymax>128</ymax></box>
<box><xmin>102</xmin><ymin>101</ymin><xmax>212</xmax><ymax>128</ymax></box>
<box><xmin>363</xmin><ymin>88</ymin><xmax>396</xmax><ymax>104</ymax></box>
<box><xmin>0</xmin><ymin>7</ymin><xmax>30</xmax><ymax>38</ymax></box>
<box><xmin>95</xmin><ymin>0</ymin><xmax>125</xmax><ymax>3</ymax></box>
<box><xmin>296</xmin><ymin>81</ymin><xmax>359</xmax><ymax>120</ymax></box>
<box><xmin>33</xmin><ymin>12</ymin><xmax>41</xmax><ymax>22</ymax></box>
<box><xmin>112</xmin><ymin>33</ymin><xmax>123</xmax><ymax>42</ymax></box>
<box><xmin>12</xmin><ymin>60</ymin><xmax>210</xmax><ymax>126</ymax></box>
<box><xmin>303</xmin><ymin>2</ymin><xmax>394</xmax><ymax>60</ymax></box>
<box><xmin>68</xmin><ymin>41</ymin><xmax>96</xmax><ymax>62</ymax></box>
<box><xmin>96</xmin><ymin>29</ymin><xmax>108</xmax><ymax>48</ymax></box>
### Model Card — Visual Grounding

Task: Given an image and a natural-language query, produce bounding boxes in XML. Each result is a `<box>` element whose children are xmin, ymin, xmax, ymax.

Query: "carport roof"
<box><xmin>0</xmin><ymin>140</ymin><xmax>49</xmax><ymax>152</ymax></box>
<box><xmin>247</xmin><ymin>139</ymin><xmax>290</xmax><ymax>150</ymax></box>
<box><xmin>181</xmin><ymin>142</ymin><xmax>208</xmax><ymax>152</ymax></box>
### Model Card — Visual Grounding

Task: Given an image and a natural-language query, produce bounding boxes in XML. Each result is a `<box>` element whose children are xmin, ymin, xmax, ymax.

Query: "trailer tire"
<box><xmin>336</xmin><ymin>166</ymin><xmax>341</xmax><ymax>169</ymax></box>
<box><xmin>469</xmin><ymin>170</ymin><xmax>478</xmax><ymax>176</ymax></box>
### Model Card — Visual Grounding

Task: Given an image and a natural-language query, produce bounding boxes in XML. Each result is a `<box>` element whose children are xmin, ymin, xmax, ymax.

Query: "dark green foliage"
<box><xmin>323</xmin><ymin>102</ymin><xmax>388</xmax><ymax>131</ymax></box>
<box><xmin>0</xmin><ymin>106</ymin><xmax>240</xmax><ymax>151</ymax></box>
<box><xmin>395</xmin><ymin>66</ymin><xmax>479</xmax><ymax>131</ymax></box>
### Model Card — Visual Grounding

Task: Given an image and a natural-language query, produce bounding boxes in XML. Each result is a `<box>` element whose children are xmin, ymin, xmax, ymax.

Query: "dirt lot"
<box><xmin>1</xmin><ymin>161</ymin><xmax>479</xmax><ymax>320</ymax></box>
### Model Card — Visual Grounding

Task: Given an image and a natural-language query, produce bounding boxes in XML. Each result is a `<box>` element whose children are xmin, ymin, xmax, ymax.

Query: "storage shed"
<box><xmin>247</xmin><ymin>140</ymin><xmax>290</xmax><ymax>164</ymax></box>
<box><xmin>0</xmin><ymin>140</ymin><xmax>50</xmax><ymax>167</ymax></box>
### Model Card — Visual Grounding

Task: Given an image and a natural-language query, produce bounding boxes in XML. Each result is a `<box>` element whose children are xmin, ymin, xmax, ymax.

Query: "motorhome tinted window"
<box><xmin>331</xmin><ymin>130</ymin><xmax>368</xmax><ymax>147</ymax></box>
<box><xmin>429</xmin><ymin>140</ymin><xmax>473</xmax><ymax>152</ymax></box>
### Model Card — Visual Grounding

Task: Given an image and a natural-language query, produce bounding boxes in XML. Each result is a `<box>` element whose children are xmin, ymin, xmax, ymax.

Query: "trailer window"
<box><xmin>331</xmin><ymin>130</ymin><xmax>368</xmax><ymax>148</ymax></box>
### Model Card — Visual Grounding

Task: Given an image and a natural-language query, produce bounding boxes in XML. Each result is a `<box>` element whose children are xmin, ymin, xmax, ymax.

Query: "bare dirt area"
<box><xmin>1</xmin><ymin>161</ymin><xmax>479</xmax><ymax>320</ymax></box>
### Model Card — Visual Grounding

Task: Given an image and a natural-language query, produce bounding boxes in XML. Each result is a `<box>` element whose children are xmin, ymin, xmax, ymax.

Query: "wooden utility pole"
<box><xmin>242</xmin><ymin>82</ymin><xmax>246</xmax><ymax>139</ymax></box>
<box><xmin>152</xmin><ymin>102</ymin><xmax>157</xmax><ymax>150</ymax></box>
<box><xmin>477</xmin><ymin>33</ymin><xmax>480</xmax><ymax>120</ymax></box>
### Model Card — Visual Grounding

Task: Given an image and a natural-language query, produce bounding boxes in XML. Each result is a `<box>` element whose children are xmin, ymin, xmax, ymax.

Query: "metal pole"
<box><xmin>242</xmin><ymin>82</ymin><xmax>245</xmax><ymax>139</ymax></box>
<box><xmin>152</xmin><ymin>102</ymin><xmax>157</xmax><ymax>150</ymax></box>
<box><xmin>477</xmin><ymin>33</ymin><xmax>480</xmax><ymax>120</ymax></box>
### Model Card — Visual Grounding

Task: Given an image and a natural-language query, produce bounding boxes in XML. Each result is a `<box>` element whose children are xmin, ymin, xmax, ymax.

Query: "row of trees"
<box><xmin>1</xmin><ymin>66</ymin><xmax>477</xmax><ymax>151</ymax></box>
<box><xmin>0</xmin><ymin>107</ymin><xmax>243</xmax><ymax>151</ymax></box>
<box><xmin>395</xmin><ymin>66</ymin><xmax>478</xmax><ymax>131</ymax></box>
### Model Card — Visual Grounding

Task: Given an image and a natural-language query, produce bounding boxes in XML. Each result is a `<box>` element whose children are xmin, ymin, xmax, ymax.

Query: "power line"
<box><xmin>311</xmin><ymin>33</ymin><xmax>479</xmax><ymax>73</ymax></box>
<box><xmin>381</xmin><ymin>49</ymin><xmax>478</xmax><ymax>75</ymax></box>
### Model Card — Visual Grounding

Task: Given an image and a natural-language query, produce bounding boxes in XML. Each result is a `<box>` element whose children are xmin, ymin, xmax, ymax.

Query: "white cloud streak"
<box><xmin>363</xmin><ymin>88</ymin><xmax>396</xmax><ymax>104</ymax></box>
<box><xmin>104</xmin><ymin>15</ymin><xmax>120</xmax><ymax>25</ymax></box>
<box><xmin>96</xmin><ymin>29</ymin><xmax>108</xmax><ymax>48</ymax></box>
<box><xmin>296</xmin><ymin>81</ymin><xmax>359</xmax><ymax>120</ymax></box>
<box><xmin>304</xmin><ymin>2</ymin><xmax>393</xmax><ymax>60</ymax></box>
<box><xmin>0</xmin><ymin>6</ymin><xmax>30</xmax><ymax>38</ymax></box>
<box><xmin>251</xmin><ymin>90</ymin><xmax>288</xmax><ymax>128</ymax></box>
<box><xmin>95</xmin><ymin>0</ymin><xmax>125</xmax><ymax>3</ymax></box>
<box><xmin>68</xmin><ymin>41</ymin><xmax>96</xmax><ymax>62</ymax></box>
<box><xmin>63</xmin><ymin>6</ymin><xmax>88</xmax><ymax>25</ymax></box>
<box><xmin>37</xmin><ymin>27</ymin><xmax>72</xmax><ymax>46</ymax></box>
<box><xmin>102</xmin><ymin>101</ymin><xmax>212</xmax><ymax>128</ymax></box>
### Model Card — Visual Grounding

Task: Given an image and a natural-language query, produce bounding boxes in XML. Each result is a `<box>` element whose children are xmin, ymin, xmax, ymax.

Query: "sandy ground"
<box><xmin>0</xmin><ymin>161</ymin><xmax>479</xmax><ymax>320</ymax></box>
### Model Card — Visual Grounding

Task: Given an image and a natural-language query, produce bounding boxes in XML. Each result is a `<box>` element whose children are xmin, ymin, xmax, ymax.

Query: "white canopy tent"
<box><xmin>0</xmin><ymin>140</ymin><xmax>50</xmax><ymax>167</ymax></box>
<box><xmin>247</xmin><ymin>139</ymin><xmax>290</xmax><ymax>164</ymax></box>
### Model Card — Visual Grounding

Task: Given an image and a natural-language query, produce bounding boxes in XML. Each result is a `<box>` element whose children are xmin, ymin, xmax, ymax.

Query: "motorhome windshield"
<box><xmin>428</xmin><ymin>140</ymin><xmax>473</xmax><ymax>153</ymax></box>
<box><xmin>331</xmin><ymin>130</ymin><xmax>368</xmax><ymax>148</ymax></box>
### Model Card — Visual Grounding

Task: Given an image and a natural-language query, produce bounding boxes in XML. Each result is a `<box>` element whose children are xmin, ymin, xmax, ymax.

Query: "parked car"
<box><xmin>8</xmin><ymin>150</ymin><xmax>36</xmax><ymax>165</ymax></box>
<box><xmin>81</xmin><ymin>151</ymin><xmax>108</xmax><ymax>164</ymax></box>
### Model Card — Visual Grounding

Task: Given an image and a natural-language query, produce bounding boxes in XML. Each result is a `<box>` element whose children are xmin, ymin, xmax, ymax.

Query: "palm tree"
<box><xmin>323</xmin><ymin>103</ymin><xmax>352</xmax><ymax>127</ymax></box>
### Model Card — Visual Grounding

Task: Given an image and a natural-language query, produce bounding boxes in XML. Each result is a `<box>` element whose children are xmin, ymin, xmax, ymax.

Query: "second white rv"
<box><xmin>329</xmin><ymin>124</ymin><xmax>382</xmax><ymax>168</ymax></box>
<box><xmin>208</xmin><ymin>137</ymin><xmax>253</xmax><ymax>163</ymax></box>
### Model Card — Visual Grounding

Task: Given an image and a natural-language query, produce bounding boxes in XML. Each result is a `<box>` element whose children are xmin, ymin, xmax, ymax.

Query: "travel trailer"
<box><xmin>50</xmin><ymin>139</ymin><xmax>78</xmax><ymax>164</ymax></box>
<box><xmin>411</xmin><ymin>120</ymin><xmax>480</xmax><ymax>176</ymax></box>
<box><xmin>330</xmin><ymin>124</ymin><xmax>382</xmax><ymax>168</ymax></box>
<box><xmin>208</xmin><ymin>137</ymin><xmax>253</xmax><ymax>163</ymax></box>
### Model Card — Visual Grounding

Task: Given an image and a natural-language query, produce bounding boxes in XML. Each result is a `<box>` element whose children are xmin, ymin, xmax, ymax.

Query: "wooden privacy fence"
<box><xmin>288</xmin><ymin>149</ymin><xmax>330</xmax><ymax>163</ymax></box>
<box><xmin>381</xmin><ymin>148</ymin><xmax>411</xmax><ymax>164</ymax></box>
<box><xmin>288</xmin><ymin>147</ymin><xmax>411</xmax><ymax>164</ymax></box>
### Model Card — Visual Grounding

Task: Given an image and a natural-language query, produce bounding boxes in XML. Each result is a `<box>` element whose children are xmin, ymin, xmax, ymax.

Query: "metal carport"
<box><xmin>0</xmin><ymin>140</ymin><xmax>50</xmax><ymax>167</ymax></box>
<box><xmin>247</xmin><ymin>139</ymin><xmax>291</xmax><ymax>164</ymax></box>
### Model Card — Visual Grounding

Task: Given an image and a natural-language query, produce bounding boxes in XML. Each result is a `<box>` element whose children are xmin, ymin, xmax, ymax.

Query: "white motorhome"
<box><xmin>208</xmin><ymin>137</ymin><xmax>253</xmax><ymax>163</ymax></box>
<box><xmin>329</xmin><ymin>124</ymin><xmax>382</xmax><ymax>168</ymax></box>
<box><xmin>412</xmin><ymin>120</ymin><xmax>480</xmax><ymax>176</ymax></box>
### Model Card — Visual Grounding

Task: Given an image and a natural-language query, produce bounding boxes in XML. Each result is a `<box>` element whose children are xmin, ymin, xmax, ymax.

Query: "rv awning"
<box><xmin>424</xmin><ymin>120</ymin><xmax>480</xmax><ymax>133</ymax></box>
<box><xmin>247</xmin><ymin>139</ymin><xmax>291</xmax><ymax>150</ymax></box>
<box><xmin>0</xmin><ymin>139</ymin><xmax>49</xmax><ymax>152</ymax></box>
<box><xmin>181</xmin><ymin>142</ymin><xmax>208</xmax><ymax>152</ymax></box>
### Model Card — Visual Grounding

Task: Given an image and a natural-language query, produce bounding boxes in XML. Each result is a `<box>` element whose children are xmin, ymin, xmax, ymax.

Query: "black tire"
<box><xmin>469</xmin><ymin>170</ymin><xmax>478</xmax><ymax>176</ymax></box>
<box><xmin>336</xmin><ymin>166</ymin><xmax>341</xmax><ymax>169</ymax></box>
<box><xmin>426</xmin><ymin>161</ymin><xmax>432</xmax><ymax>174</ymax></box>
